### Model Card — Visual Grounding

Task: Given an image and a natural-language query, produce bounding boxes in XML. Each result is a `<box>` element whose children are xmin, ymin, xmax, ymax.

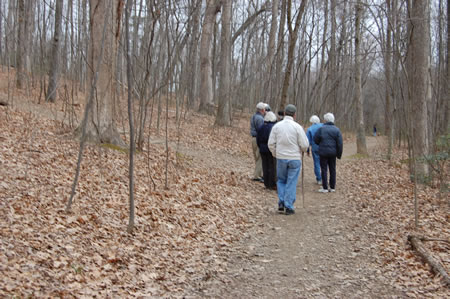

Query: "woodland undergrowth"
<box><xmin>340</xmin><ymin>142</ymin><xmax>449</xmax><ymax>297</ymax></box>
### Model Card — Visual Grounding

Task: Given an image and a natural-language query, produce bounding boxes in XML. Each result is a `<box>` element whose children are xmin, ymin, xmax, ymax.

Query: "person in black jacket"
<box><xmin>313</xmin><ymin>113</ymin><xmax>343</xmax><ymax>193</ymax></box>
<box><xmin>256</xmin><ymin>111</ymin><xmax>277</xmax><ymax>190</ymax></box>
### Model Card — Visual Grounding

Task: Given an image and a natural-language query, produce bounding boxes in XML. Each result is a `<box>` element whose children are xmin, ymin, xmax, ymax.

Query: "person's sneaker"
<box><xmin>318</xmin><ymin>188</ymin><xmax>329</xmax><ymax>193</ymax></box>
<box><xmin>317</xmin><ymin>180</ymin><xmax>322</xmax><ymax>185</ymax></box>
<box><xmin>285</xmin><ymin>208</ymin><xmax>295</xmax><ymax>215</ymax></box>
<box><xmin>278</xmin><ymin>206</ymin><xmax>285</xmax><ymax>213</ymax></box>
<box><xmin>329</xmin><ymin>189</ymin><xmax>336</xmax><ymax>192</ymax></box>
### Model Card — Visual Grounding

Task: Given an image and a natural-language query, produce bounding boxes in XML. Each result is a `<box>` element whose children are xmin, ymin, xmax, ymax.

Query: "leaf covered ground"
<box><xmin>0</xmin><ymin>96</ymin><xmax>449</xmax><ymax>297</ymax></box>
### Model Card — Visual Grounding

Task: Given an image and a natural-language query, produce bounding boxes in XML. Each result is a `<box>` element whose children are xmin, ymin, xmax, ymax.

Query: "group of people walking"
<box><xmin>251</xmin><ymin>103</ymin><xmax>343</xmax><ymax>215</ymax></box>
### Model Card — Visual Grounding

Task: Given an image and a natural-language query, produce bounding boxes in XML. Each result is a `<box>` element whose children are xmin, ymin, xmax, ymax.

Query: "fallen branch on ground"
<box><xmin>408</xmin><ymin>234</ymin><xmax>450</xmax><ymax>287</ymax></box>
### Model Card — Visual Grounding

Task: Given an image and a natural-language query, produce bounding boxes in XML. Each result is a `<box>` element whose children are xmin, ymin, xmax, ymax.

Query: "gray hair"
<box><xmin>324</xmin><ymin>113</ymin><xmax>335</xmax><ymax>123</ymax></box>
<box><xmin>256</xmin><ymin>102</ymin><xmax>266</xmax><ymax>111</ymax></box>
<box><xmin>264</xmin><ymin>111</ymin><xmax>277</xmax><ymax>122</ymax></box>
<box><xmin>309</xmin><ymin>115</ymin><xmax>320</xmax><ymax>124</ymax></box>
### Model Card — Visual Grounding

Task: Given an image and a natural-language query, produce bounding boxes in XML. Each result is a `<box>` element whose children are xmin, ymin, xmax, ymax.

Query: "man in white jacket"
<box><xmin>268</xmin><ymin>104</ymin><xmax>309</xmax><ymax>215</ymax></box>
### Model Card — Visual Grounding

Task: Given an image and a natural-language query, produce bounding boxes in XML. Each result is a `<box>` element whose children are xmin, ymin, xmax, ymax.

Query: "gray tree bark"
<box><xmin>124</xmin><ymin>0</ymin><xmax>135</xmax><ymax>233</ymax></box>
<box><xmin>215</xmin><ymin>0</ymin><xmax>232</xmax><ymax>126</ymax></box>
<box><xmin>354</xmin><ymin>0</ymin><xmax>368</xmax><ymax>156</ymax></box>
<box><xmin>265</xmin><ymin>0</ymin><xmax>278</xmax><ymax>105</ymax></box>
<box><xmin>279</xmin><ymin>0</ymin><xmax>308</xmax><ymax>111</ymax></box>
<box><xmin>46</xmin><ymin>0</ymin><xmax>64</xmax><ymax>102</ymax></box>
<box><xmin>407</xmin><ymin>0</ymin><xmax>430</xmax><ymax>178</ymax></box>
<box><xmin>79</xmin><ymin>0</ymin><xmax>125</xmax><ymax>146</ymax></box>
<box><xmin>385</xmin><ymin>0</ymin><xmax>393</xmax><ymax>159</ymax></box>
<box><xmin>198</xmin><ymin>0</ymin><xmax>220</xmax><ymax>114</ymax></box>
<box><xmin>16</xmin><ymin>0</ymin><xmax>26</xmax><ymax>89</ymax></box>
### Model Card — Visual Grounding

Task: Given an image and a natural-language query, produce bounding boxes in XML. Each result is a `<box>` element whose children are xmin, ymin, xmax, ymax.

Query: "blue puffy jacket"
<box><xmin>313</xmin><ymin>122</ymin><xmax>343</xmax><ymax>159</ymax></box>
<box><xmin>256</xmin><ymin>121</ymin><xmax>276</xmax><ymax>153</ymax></box>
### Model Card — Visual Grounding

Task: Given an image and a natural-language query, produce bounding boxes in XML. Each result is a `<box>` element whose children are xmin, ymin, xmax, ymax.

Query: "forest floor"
<box><xmin>0</xmin><ymin>78</ymin><xmax>449</xmax><ymax>298</ymax></box>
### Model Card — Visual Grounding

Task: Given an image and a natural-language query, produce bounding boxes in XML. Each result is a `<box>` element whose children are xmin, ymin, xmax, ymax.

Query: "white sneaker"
<box><xmin>317</xmin><ymin>180</ymin><xmax>322</xmax><ymax>185</ymax></box>
<box><xmin>318</xmin><ymin>188</ymin><xmax>328</xmax><ymax>193</ymax></box>
<box><xmin>329</xmin><ymin>189</ymin><xmax>336</xmax><ymax>192</ymax></box>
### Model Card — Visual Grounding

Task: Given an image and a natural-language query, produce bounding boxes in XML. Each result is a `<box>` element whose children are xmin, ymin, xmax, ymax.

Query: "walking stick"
<box><xmin>302</xmin><ymin>151</ymin><xmax>305</xmax><ymax>209</ymax></box>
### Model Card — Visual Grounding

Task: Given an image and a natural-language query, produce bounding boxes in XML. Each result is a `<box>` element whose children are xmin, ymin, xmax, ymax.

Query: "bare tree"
<box><xmin>215</xmin><ymin>0</ymin><xmax>232</xmax><ymax>126</ymax></box>
<box><xmin>447</xmin><ymin>0</ymin><xmax>450</xmax><ymax>133</ymax></box>
<box><xmin>78</xmin><ymin>0</ymin><xmax>125</xmax><ymax>146</ymax></box>
<box><xmin>384</xmin><ymin>0</ymin><xmax>393</xmax><ymax>159</ymax></box>
<box><xmin>407</xmin><ymin>0</ymin><xmax>430</xmax><ymax>178</ymax></box>
<box><xmin>186</xmin><ymin>0</ymin><xmax>202</xmax><ymax>109</ymax></box>
<box><xmin>279</xmin><ymin>0</ymin><xmax>308</xmax><ymax>110</ymax></box>
<box><xmin>265</xmin><ymin>0</ymin><xmax>279</xmax><ymax>105</ymax></box>
<box><xmin>16</xmin><ymin>0</ymin><xmax>26</xmax><ymax>89</ymax></box>
<box><xmin>124</xmin><ymin>0</ymin><xmax>135</xmax><ymax>233</ymax></box>
<box><xmin>354</xmin><ymin>0</ymin><xmax>367</xmax><ymax>156</ymax></box>
<box><xmin>46</xmin><ymin>0</ymin><xmax>64</xmax><ymax>102</ymax></box>
<box><xmin>198</xmin><ymin>0</ymin><xmax>220</xmax><ymax>114</ymax></box>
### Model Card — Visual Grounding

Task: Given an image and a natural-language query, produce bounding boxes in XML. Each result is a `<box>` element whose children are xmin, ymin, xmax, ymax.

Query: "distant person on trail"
<box><xmin>250</xmin><ymin>102</ymin><xmax>266</xmax><ymax>182</ymax></box>
<box><xmin>373</xmin><ymin>124</ymin><xmax>377</xmax><ymax>137</ymax></box>
<box><xmin>268</xmin><ymin>104</ymin><xmax>309</xmax><ymax>215</ymax></box>
<box><xmin>313</xmin><ymin>113</ymin><xmax>343</xmax><ymax>193</ymax></box>
<box><xmin>257</xmin><ymin>111</ymin><xmax>277</xmax><ymax>190</ymax></box>
<box><xmin>306</xmin><ymin>115</ymin><xmax>323</xmax><ymax>185</ymax></box>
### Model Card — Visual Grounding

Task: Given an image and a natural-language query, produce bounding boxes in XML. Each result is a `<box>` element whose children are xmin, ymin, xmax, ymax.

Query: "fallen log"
<box><xmin>408</xmin><ymin>234</ymin><xmax>450</xmax><ymax>287</ymax></box>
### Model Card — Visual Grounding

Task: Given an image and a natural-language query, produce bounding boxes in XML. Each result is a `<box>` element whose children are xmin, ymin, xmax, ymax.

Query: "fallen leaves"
<box><xmin>340</xmin><ymin>144</ymin><xmax>449</xmax><ymax>296</ymax></box>
<box><xmin>0</xmin><ymin>106</ymin><xmax>265</xmax><ymax>297</ymax></box>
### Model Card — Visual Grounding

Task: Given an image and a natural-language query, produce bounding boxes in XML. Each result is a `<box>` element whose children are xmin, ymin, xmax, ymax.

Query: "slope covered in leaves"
<box><xmin>340</xmin><ymin>143</ymin><xmax>449</xmax><ymax>297</ymax></box>
<box><xmin>0</xmin><ymin>106</ymin><xmax>267</xmax><ymax>297</ymax></box>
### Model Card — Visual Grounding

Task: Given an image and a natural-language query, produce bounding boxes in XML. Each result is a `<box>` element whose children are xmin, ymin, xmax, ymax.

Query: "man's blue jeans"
<box><xmin>276</xmin><ymin>159</ymin><xmax>301</xmax><ymax>210</ymax></box>
<box><xmin>312</xmin><ymin>150</ymin><xmax>321</xmax><ymax>182</ymax></box>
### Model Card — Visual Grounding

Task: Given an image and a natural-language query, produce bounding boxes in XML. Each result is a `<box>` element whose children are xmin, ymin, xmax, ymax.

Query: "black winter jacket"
<box><xmin>256</xmin><ymin>121</ymin><xmax>276</xmax><ymax>154</ymax></box>
<box><xmin>313</xmin><ymin>122</ymin><xmax>343</xmax><ymax>159</ymax></box>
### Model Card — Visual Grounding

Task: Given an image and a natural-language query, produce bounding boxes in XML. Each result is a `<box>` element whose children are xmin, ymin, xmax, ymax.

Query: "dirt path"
<box><xmin>6</xmin><ymin>97</ymin><xmax>403</xmax><ymax>297</ymax></box>
<box><xmin>193</xmin><ymin>137</ymin><xmax>404</xmax><ymax>298</ymax></box>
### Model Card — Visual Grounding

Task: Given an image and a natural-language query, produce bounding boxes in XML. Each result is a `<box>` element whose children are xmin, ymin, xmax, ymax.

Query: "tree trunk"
<box><xmin>215</xmin><ymin>0</ymin><xmax>232</xmax><ymax>126</ymax></box>
<box><xmin>265</xmin><ymin>0</ymin><xmax>278</xmax><ymax>106</ymax></box>
<box><xmin>79</xmin><ymin>0</ymin><xmax>125</xmax><ymax>147</ymax></box>
<box><xmin>444</xmin><ymin>0</ymin><xmax>450</xmax><ymax>135</ymax></box>
<box><xmin>16</xmin><ymin>0</ymin><xmax>26</xmax><ymax>89</ymax></box>
<box><xmin>198</xmin><ymin>0</ymin><xmax>220</xmax><ymax>114</ymax></box>
<box><xmin>274</xmin><ymin>0</ymin><xmax>287</xmax><ymax>111</ymax></box>
<box><xmin>407</xmin><ymin>0</ymin><xmax>430</xmax><ymax>178</ymax></box>
<box><xmin>385</xmin><ymin>0</ymin><xmax>393</xmax><ymax>159</ymax></box>
<box><xmin>279</xmin><ymin>0</ymin><xmax>308</xmax><ymax>111</ymax></box>
<box><xmin>327</xmin><ymin>0</ymin><xmax>337</xmax><ymax>113</ymax></box>
<box><xmin>186</xmin><ymin>0</ymin><xmax>201</xmax><ymax>109</ymax></box>
<box><xmin>354</xmin><ymin>0</ymin><xmax>367</xmax><ymax>155</ymax></box>
<box><xmin>124</xmin><ymin>0</ymin><xmax>135</xmax><ymax>233</ymax></box>
<box><xmin>46</xmin><ymin>0</ymin><xmax>64</xmax><ymax>102</ymax></box>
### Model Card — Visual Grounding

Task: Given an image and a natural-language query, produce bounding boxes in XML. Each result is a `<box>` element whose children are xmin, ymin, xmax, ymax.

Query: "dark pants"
<box><xmin>261</xmin><ymin>152</ymin><xmax>276</xmax><ymax>189</ymax></box>
<box><xmin>320</xmin><ymin>156</ymin><xmax>337</xmax><ymax>190</ymax></box>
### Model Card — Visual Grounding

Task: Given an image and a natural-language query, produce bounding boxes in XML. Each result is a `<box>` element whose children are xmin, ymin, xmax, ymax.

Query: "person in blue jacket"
<box><xmin>306</xmin><ymin>115</ymin><xmax>323</xmax><ymax>185</ymax></box>
<box><xmin>256</xmin><ymin>111</ymin><xmax>277</xmax><ymax>190</ymax></box>
<box><xmin>314</xmin><ymin>113</ymin><xmax>343</xmax><ymax>193</ymax></box>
